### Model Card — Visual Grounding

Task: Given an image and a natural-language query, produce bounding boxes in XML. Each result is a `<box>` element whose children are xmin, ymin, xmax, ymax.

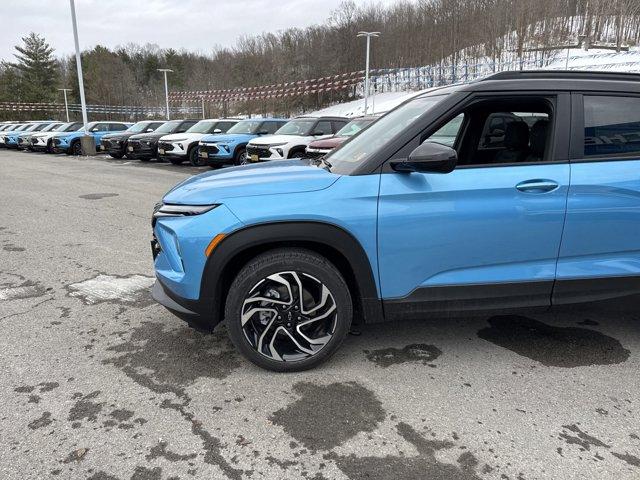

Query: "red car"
<box><xmin>305</xmin><ymin>115</ymin><xmax>378</xmax><ymax>159</ymax></box>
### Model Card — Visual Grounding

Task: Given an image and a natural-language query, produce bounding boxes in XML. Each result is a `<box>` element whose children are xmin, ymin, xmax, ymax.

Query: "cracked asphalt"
<box><xmin>1</xmin><ymin>149</ymin><xmax>639</xmax><ymax>480</ymax></box>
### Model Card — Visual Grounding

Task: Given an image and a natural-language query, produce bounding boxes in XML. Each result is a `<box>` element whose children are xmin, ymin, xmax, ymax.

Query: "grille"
<box><xmin>247</xmin><ymin>145</ymin><xmax>272</xmax><ymax>158</ymax></box>
<box><xmin>200</xmin><ymin>144</ymin><xmax>219</xmax><ymax>155</ymax></box>
<box><xmin>157</xmin><ymin>142</ymin><xmax>174</xmax><ymax>152</ymax></box>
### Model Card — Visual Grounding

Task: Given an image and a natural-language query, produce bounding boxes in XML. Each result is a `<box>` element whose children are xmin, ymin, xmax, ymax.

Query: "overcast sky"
<box><xmin>1</xmin><ymin>0</ymin><xmax>395</xmax><ymax>62</ymax></box>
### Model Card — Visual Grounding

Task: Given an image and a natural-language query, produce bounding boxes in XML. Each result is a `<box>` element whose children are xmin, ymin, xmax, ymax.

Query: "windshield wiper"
<box><xmin>318</xmin><ymin>157</ymin><xmax>332</xmax><ymax>170</ymax></box>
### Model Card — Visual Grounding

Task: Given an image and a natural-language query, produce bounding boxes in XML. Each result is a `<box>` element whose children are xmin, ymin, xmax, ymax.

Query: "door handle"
<box><xmin>515</xmin><ymin>179</ymin><xmax>559</xmax><ymax>193</ymax></box>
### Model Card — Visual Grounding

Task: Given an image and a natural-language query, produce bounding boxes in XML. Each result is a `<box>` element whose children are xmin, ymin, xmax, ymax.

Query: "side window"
<box><xmin>425</xmin><ymin>114</ymin><xmax>464</xmax><ymax>148</ymax></box>
<box><xmin>216</xmin><ymin>122</ymin><xmax>235</xmax><ymax>132</ymax></box>
<box><xmin>109</xmin><ymin>123</ymin><xmax>125</xmax><ymax>131</ymax></box>
<box><xmin>584</xmin><ymin>95</ymin><xmax>640</xmax><ymax>157</ymax></box>
<box><xmin>422</xmin><ymin>97</ymin><xmax>553</xmax><ymax>167</ymax></box>
<box><xmin>176</xmin><ymin>121</ymin><xmax>197</xmax><ymax>133</ymax></box>
<box><xmin>314</xmin><ymin>121</ymin><xmax>332</xmax><ymax>135</ymax></box>
<box><xmin>332</xmin><ymin>121</ymin><xmax>347</xmax><ymax>133</ymax></box>
<box><xmin>261</xmin><ymin>122</ymin><xmax>280</xmax><ymax>134</ymax></box>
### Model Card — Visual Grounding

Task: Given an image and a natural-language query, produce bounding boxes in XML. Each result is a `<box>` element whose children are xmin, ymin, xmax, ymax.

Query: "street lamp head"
<box><xmin>157</xmin><ymin>68</ymin><xmax>174</xmax><ymax>73</ymax></box>
<box><xmin>357</xmin><ymin>31</ymin><xmax>380</xmax><ymax>37</ymax></box>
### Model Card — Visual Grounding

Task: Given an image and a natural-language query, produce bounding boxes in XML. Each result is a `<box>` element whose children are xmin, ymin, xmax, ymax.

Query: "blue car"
<box><xmin>51</xmin><ymin>121</ymin><xmax>132</xmax><ymax>155</ymax></box>
<box><xmin>151</xmin><ymin>71</ymin><xmax>640</xmax><ymax>371</ymax></box>
<box><xmin>197</xmin><ymin>118</ymin><xmax>288</xmax><ymax>167</ymax></box>
<box><xmin>2</xmin><ymin>122</ymin><xmax>49</xmax><ymax>149</ymax></box>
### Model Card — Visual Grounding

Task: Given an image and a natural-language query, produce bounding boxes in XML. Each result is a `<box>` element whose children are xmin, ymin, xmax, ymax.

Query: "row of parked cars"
<box><xmin>0</xmin><ymin>114</ymin><xmax>379</xmax><ymax>167</ymax></box>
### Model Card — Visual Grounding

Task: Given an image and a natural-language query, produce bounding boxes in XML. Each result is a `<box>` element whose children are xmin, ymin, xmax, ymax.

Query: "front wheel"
<box><xmin>189</xmin><ymin>147</ymin><xmax>206</xmax><ymax>166</ymax></box>
<box><xmin>225</xmin><ymin>248</ymin><xmax>352</xmax><ymax>372</ymax></box>
<box><xmin>69</xmin><ymin>140</ymin><xmax>82</xmax><ymax>156</ymax></box>
<box><xmin>233</xmin><ymin>147</ymin><xmax>247</xmax><ymax>165</ymax></box>
<box><xmin>109</xmin><ymin>152</ymin><xmax>124</xmax><ymax>159</ymax></box>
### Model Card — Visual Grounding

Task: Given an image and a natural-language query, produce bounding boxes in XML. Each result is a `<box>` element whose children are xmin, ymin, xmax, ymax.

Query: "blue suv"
<box><xmin>151</xmin><ymin>71</ymin><xmax>640</xmax><ymax>371</ymax></box>
<box><xmin>197</xmin><ymin>118</ymin><xmax>288</xmax><ymax>167</ymax></box>
<box><xmin>51</xmin><ymin>121</ymin><xmax>132</xmax><ymax>155</ymax></box>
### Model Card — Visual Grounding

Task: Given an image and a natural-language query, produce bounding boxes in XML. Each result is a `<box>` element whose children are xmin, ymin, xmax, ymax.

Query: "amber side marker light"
<box><xmin>205</xmin><ymin>234</ymin><xmax>226</xmax><ymax>257</ymax></box>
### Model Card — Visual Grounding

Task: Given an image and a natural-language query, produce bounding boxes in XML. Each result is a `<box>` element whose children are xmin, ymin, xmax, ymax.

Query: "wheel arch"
<box><xmin>200</xmin><ymin>221</ymin><xmax>384</xmax><ymax>329</ymax></box>
<box><xmin>287</xmin><ymin>145</ymin><xmax>307</xmax><ymax>158</ymax></box>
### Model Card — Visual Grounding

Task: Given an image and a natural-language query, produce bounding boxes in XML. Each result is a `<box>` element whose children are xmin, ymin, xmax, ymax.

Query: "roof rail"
<box><xmin>482</xmin><ymin>70</ymin><xmax>640</xmax><ymax>82</ymax></box>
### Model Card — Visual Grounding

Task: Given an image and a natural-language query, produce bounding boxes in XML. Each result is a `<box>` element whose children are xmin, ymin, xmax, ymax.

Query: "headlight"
<box><xmin>153</xmin><ymin>203</ymin><xmax>219</xmax><ymax>219</ymax></box>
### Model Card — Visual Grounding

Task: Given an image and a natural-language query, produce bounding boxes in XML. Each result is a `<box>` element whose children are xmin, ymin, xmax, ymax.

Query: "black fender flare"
<box><xmin>287</xmin><ymin>146</ymin><xmax>307</xmax><ymax>158</ymax></box>
<box><xmin>199</xmin><ymin>221</ymin><xmax>384</xmax><ymax>326</ymax></box>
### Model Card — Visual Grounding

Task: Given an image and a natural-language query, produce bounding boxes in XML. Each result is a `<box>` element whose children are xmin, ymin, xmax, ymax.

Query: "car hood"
<box><xmin>163</xmin><ymin>159</ymin><xmax>340</xmax><ymax>204</ymax></box>
<box><xmin>308</xmin><ymin>136</ymin><xmax>348</xmax><ymax>149</ymax></box>
<box><xmin>201</xmin><ymin>133</ymin><xmax>254</xmax><ymax>144</ymax></box>
<box><xmin>129</xmin><ymin>132</ymin><xmax>165</xmax><ymax>141</ymax></box>
<box><xmin>249</xmin><ymin>134</ymin><xmax>308</xmax><ymax>146</ymax></box>
<box><xmin>103</xmin><ymin>132</ymin><xmax>134</xmax><ymax>141</ymax></box>
<box><xmin>159</xmin><ymin>132</ymin><xmax>207</xmax><ymax>142</ymax></box>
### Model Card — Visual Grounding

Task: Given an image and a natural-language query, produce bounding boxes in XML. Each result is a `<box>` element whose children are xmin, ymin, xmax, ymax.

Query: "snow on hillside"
<box><xmin>312</xmin><ymin>47</ymin><xmax>640</xmax><ymax>118</ymax></box>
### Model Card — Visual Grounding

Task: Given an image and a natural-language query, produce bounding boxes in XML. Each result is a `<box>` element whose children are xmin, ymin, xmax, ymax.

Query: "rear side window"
<box><xmin>216</xmin><ymin>121</ymin><xmax>236</xmax><ymax>132</ymax></box>
<box><xmin>314</xmin><ymin>121</ymin><xmax>332</xmax><ymax>135</ymax></box>
<box><xmin>332</xmin><ymin>120</ymin><xmax>348</xmax><ymax>133</ymax></box>
<box><xmin>109</xmin><ymin>123</ymin><xmax>126</xmax><ymax>131</ymax></box>
<box><xmin>261</xmin><ymin>121</ymin><xmax>280</xmax><ymax>134</ymax></box>
<box><xmin>584</xmin><ymin>95</ymin><xmax>640</xmax><ymax>157</ymax></box>
<box><xmin>176</xmin><ymin>121</ymin><xmax>197</xmax><ymax>133</ymax></box>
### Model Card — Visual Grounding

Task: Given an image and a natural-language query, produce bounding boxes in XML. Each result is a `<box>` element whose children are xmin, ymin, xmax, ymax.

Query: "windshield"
<box><xmin>227</xmin><ymin>120</ymin><xmax>262</xmax><ymax>134</ymax></box>
<box><xmin>326</xmin><ymin>95</ymin><xmax>448</xmax><ymax>174</ymax></box>
<box><xmin>275</xmin><ymin>119</ymin><xmax>316</xmax><ymax>136</ymax></box>
<box><xmin>41</xmin><ymin>123</ymin><xmax>61</xmax><ymax>132</ymax></box>
<box><xmin>154</xmin><ymin>121</ymin><xmax>180</xmax><ymax>134</ymax></box>
<box><xmin>336</xmin><ymin>118</ymin><xmax>376</xmax><ymax>137</ymax></box>
<box><xmin>56</xmin><ymin>122</ymin><xmax>81</xmax><ymax>132</ymax></box>
<box><xmin>127</xmin><ymin>121</ymin><xmax>152</xmax><ymax>133</ymax></box>
<box><xmin>187</xmin><ymin>120</ymin><xmax>218</xmax><ymax>134</ymax></box>
<box><xmin>24</xmin><ymin>124</ymin><xmax>40</xmax><ymax>132</ymax></box>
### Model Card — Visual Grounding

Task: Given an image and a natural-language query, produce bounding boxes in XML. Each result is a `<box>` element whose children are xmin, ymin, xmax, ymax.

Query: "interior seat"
<box><xmin>494</xmin><ymin>122</ymin><xmax>530</xmax><ymax>163</ymax></box>
<box><xmin>525</xmin><ymin>119</ymin><xmax>549</xmax><ymax>163</ymax></box>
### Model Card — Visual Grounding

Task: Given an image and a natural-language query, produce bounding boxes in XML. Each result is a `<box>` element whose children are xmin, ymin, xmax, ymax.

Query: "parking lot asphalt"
<box><xmin>0</xmin><ymin>148</ymin><xmax>639</xmax><ymax>480</ymax></box>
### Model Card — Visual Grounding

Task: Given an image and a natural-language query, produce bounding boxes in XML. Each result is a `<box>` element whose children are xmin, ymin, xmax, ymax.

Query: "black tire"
<box><xmin>287</xmin><ymin>148</ymin><xmax>306</xmax><ymax>159</ymax></box>
<box><xmin>189</xmin><ymin>147</ymin><xmax>205</xmax><ymax>166</ymax></box>
<box><xmin>233</xmin><ymin>147</ymin><xmax>247</xmax><ymax>166</ymax></box>
<box><xmin>69</xmin><ymin>140</ymin><xmax>82</xmax><ymax>156</ymax></box>
<box><xmin>46</xmin><ymin>140</ymin><xmax>53</xmax><ymax>154</ymax></box>
<box><xmin>169</xmin><ymin>157</ymin><xmax>184</xmax><ymax>165</ymax></box>
<box><xmin>225</xmin><ymin>248</ymin><xmax>352</xmax><ymax>372</ymax></box>
<box><xmin>109</xmin><ymin>152</ymin><xmax>124</xmax><ymax>159</ymax></box>
<box><xmin>140</xmin><ymin>157</ymin><xmax>151</xmax><ymax>162</ymax></box>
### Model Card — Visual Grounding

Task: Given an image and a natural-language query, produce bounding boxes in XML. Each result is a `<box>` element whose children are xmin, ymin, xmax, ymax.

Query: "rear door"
<box><xmin>554</xmin><ymin>93</ymin><xmax>640</xmax><ymax>304</ymax></box>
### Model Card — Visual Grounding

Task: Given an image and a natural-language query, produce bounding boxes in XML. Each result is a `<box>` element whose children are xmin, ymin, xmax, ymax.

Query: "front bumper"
<box><xmin>199</xmin><ymin>143</ymin><xmax>234</xmax><ymax>164</ymax></box>
<box><xmin>246</xmin><ymin>144</ymin><xmax>286</xmax><ymax>162</ymax></box>
<box><xmin>127</xmin><ymin>140</ymin><xmax>156</xmax><ymax>158</ymax></box>
<box><xmin>152</xmin><ymin>280</ymin><xmax>210</xmax><ymax>330</ymax></box>
<box><xmin>101</xmin><ymin>139</ymin><xmax>126</xmax><ymax>155</ymax></box>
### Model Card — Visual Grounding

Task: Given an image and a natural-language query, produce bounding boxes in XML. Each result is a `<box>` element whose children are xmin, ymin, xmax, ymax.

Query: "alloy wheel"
<box><xmin>240</xmin><ymin>271</ymin><xmax>337</xmax><ymax>362</ymax></box>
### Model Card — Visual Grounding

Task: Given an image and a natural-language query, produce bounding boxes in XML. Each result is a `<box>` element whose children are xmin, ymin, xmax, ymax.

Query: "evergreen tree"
<box><xmin>12</xmin><ymin>32</ymin><xmax>58</xmax><ymax>102</ymax></box>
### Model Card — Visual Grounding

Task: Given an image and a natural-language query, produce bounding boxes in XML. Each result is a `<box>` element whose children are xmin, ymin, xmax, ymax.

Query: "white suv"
<box><xmin>246</xmin><ymin>116</ymin><xmax>348</xmax><ymax>162</ymax></box>
<box><xmin>157</xmin><ymin>119</ymin><xmax>238</xmax><ymax>165</ymax></box>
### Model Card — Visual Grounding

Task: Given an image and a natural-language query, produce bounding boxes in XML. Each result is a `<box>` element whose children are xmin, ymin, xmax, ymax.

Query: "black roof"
<box><xmin>420</xmin><ymin>70</ymin><xmax>640</xmax><ymax>96</ymax></box>
<box><xmin>296</xmin><ymin>115</ymin><xmax>349</xmax><ymax>121</ymax></box>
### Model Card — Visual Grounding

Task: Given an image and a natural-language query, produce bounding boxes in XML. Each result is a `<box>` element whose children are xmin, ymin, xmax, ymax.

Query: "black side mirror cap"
<box><xmin>390</xmin><ymin>142</ymin><xmax>457</xmax><ymax>174</ymax></box>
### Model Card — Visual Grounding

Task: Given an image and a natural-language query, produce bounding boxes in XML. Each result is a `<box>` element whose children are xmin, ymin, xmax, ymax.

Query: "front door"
<box><xmin>377</xmin><ymin>93</ymin><xmax>571</xmax><ymax>319</ymax></box>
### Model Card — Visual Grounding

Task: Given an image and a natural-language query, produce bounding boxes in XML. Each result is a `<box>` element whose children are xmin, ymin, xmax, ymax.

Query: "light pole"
<box><xmin>200</xmin><ymin>96</ymin><xmax>205</xmax><ymax>119</ymax></box>
<box><xmin>69</xmin><ymin>0</ymin><xmax>88</xmax><ymax>133</ymax></box>
<box><xmin>58</xmin><ymin>88</ymin><xmax>71</xmax><ymax>122</ymax></box>
<box><xmin>357</xmin><ymin>31</ymin><xmax>380</xmax><ymax>115</ymax></box>
<box><xmin>157</xmin><ymin>68</ymin><xmax>173</xmax><ymax>120</ymax></box>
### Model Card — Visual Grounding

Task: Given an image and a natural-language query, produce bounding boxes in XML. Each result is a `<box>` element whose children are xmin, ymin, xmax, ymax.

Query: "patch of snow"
<box><xmin>68</xmin><ymin>274</ymin><xmax>154</xmax><ymax>305</ymax></box>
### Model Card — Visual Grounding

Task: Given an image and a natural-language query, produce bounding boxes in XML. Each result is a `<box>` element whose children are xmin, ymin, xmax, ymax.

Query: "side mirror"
<box><xmin>146</xmin><ymin>128</ymin><xmax>154</xmax><ymax>132</ymax></box>
<box><xmin>390</xmin><ymin>142</ymin><xmax>457</xmax><ymax>174</ymax></box>
<box><xmin>213</xmin><ymin>128</ymin><xmax>222</xmax><ymax>134</ymax></box>
<box><xmin>258</xmin><ymin>130</ymin><xmax>269</xmax><ymax>135</ymax></box>
<box><xmin>90</xmin><ymin>127</ymin><xmax>99</xmax><ymax>133</ymax></box>
<box><xmin>313</xmin><ymin>131</ymin><xmax>326</xmax><ymax>136</ymax></box>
